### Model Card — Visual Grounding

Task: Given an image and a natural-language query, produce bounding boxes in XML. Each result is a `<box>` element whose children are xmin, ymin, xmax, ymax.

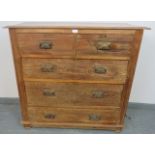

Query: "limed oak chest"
<box><xmin>8</xmin><ymin>22</ymin><xmax>148</xmax><ymax>132</ymax></box>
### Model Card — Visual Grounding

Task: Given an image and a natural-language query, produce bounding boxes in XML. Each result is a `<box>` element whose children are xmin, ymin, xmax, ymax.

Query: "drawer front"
<box><xmin>76</xmin><ymin>31</ymin><xmax>135</xmax><ymax>57</ymax></box>
<box><xmin>25</xmin><ymin>82</ymin><xmax>123</xmax><ymax>107</ymax></box>
<box><xmin>17</xmin><ymin>33</ymin><xmax>76</xmax><ymax>57</ymax></box>
<box><xmin>28</xmin><ymin>107</ymin><xmax>120</xmax><ymax>125</ymax></box>
<box><xmin>23</xmin><ymin>59</ymin><xmax>128</xmax><ymax>84</ymax></box>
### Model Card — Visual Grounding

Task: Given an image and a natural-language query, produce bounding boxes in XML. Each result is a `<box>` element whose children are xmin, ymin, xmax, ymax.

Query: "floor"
<box><xmin>0</xmin><ymin>98</ymin><xmax>155</xmax><ymax>134</ymax></box>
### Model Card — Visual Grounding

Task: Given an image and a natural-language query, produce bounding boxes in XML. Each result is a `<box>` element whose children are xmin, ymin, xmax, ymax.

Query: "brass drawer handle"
<box><xmin>89</xmin><ymin>114</ymin><xmax>102</xmax><ymax>121</ymax></box>
<box><xmin>43</xmin><ymin>89</ymin><xmax>56</xmax><ymax>96</ymax></box>
<box><xmin>92</xmin><ymin>91</ymin><xmax>104</xmax><ymax>98</ymax></box>
<box><xmin>40</xmin><ymin>41</ymin><xmax>52</xmax><ymax>49</ymax></box>
<box><xmin>96</xmin><ymin>41</ymin><xmax>111</xmax><ymax>50</ymax></box>
<box><xmin>94</xmin><ymin>66</ymin><xmax>107</xmax><ymax>74</ymax></box>
<box><xmin>44</xmin><ymin>114</ymin><xmax>56</xmax><ymax>119</ymax></box>
<box><xmin>41</xmin><ymin>64</ymin><xmax>55</xmax><ymax>73</ymax></box>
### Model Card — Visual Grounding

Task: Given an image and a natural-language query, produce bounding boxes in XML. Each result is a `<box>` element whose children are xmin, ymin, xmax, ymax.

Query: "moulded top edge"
<box><xmin>5</xmin><ymin>22</ymin><xmax>151</xmax><ymax>30</ymax></box>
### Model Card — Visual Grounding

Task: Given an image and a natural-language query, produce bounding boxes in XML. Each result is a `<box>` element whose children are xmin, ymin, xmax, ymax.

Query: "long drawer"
<box><xmin>25</xmin><ymin>82</ymin><xmax>123</xmax><ymax>107</ymax></box>
<box><xmin>28</xmin><ymin>107</ymin><xmax>120</xmax><ymax>125</ymax></box>
<box><xmin>22</xmin><ymin>58</ymin><xmax>128</xmax><ymax>84</ymax></box>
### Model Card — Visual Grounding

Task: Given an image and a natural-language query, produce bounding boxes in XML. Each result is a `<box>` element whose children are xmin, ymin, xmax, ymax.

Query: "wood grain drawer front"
<box><xmin>28</xmin><ymin>107</ymin><xmax>120</xmax><ymax>125</ymax></box>
<box><xmin>25</xmin><ymin>82</ymin><xmax>123</xmax><ymax>107</ymax></box>
<box><xmin>17</xmin><ymin>33</ymin><xmax>76</xmax><ymax>57</ymax></box>
<box><xmin>23</xmin><ymin>59</ymin><xmax>128</xmax><ymax>84</ymax></box>
<box><xmin>76</xmin><ymin>31</ymin><xmax>135</xmax><ymax>57</ymax></box>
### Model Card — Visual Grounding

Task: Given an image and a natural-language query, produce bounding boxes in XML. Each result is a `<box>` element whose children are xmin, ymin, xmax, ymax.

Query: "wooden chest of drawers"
<box><xmin>8</xmin><ymin>22</ymin><xmax>148</xmax><ymax>132</ymax></box>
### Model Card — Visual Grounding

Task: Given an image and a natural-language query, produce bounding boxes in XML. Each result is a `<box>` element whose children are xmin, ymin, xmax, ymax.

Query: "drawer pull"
<box><xmin>43</xmin><ymin>89</ymin><xmax>55</xmax><ymax>96</ymax></box>
<box><xmin>44</xmin><ymin>114</ymin><xmax>56</xmax><ymax>119</ymax></box>
<box><xmin>92</xmin><ymin>91</ymin><xmax>104</xmax><ymax>98</ymax></box>
<box><xmin>96</xmin><ymin>41</ymin><xmax>111</xmax><ymax>50</ymax></box>
<box><xmin>41</xmin><ymin>64</ymin><xmax>55</xmax><ymax>72</ymax></box>
<box><xmin>89</xmin><ymin>114</ymin><xmax>102</xmax><ymax>121</ymax></box>
<box><xmin>40</xmin><ymin>41</ymin><xmax>52</xmax><ymax>49</ymax></box>
<box><xmin>94</xmin><ymin>66</ymin><xmax>107</xmax><ymax>74</ymax></box>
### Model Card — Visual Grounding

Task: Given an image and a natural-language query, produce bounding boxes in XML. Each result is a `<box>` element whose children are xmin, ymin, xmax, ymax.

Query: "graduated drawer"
<box><xmin>23</xmin><ymin>58</ymin><xmax>128</xmax><ymax>84</ymax></box>
<box><xmin>16</xmin><ymin>33</ymin><xmax>76</xmax><ymax>57</ymax></box>
<box><xmin>28</xmin><ymin>107</ymin><xmax>120</xmax><ymax>125</ymax></box>
<box><xmin>25</xmin><ymin>82</ymin><xmax>123</xmax><ymax>107</ymax></box>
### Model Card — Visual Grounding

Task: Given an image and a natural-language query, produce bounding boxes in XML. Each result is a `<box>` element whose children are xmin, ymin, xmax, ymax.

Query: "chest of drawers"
<box><xmin>8</xmin><ymin>22</ymin><xmax>148</xmax><ymax>132</ymax></box>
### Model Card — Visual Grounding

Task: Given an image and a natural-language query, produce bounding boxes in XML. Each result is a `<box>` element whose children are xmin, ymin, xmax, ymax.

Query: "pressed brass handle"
<box><xmin>43</xmin><ymin>89</ymin><xmax>56</xmax><ymax>96</ymax></box>
<box><xmin>40</xmin><ymin>41</ymin><xmax>52</xmax><ymax>49</ymax></box>
<box><xmin>94</xmin><ymin>66</ymin><xmax>107</xmax><ymax>74</ymax></box>
<box><xmin>89</xmin><ymin>114</ymin><xmax>102</xmax><ymax>121</ymax></box>
<box><xmin>92</xmin><ymin>91</ymin><xmax>104</xmax><ymax>98</ymax></box>
<box><xmin>96</xmin><ymin>41</ymin><xmax>111</xmax><ymax>50</ymax></box>
<box><xmin>41</xmin><ymin>64</ymin><xmax>55</xmax><ymax>73</ymax></box>
<box><xmin>44</xmin><ymin>114</ymin><xmax>56</xmax><ymax>119</ymax></box>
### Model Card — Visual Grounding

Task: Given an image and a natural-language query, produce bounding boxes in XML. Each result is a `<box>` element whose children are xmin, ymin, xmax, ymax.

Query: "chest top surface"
<box><xmin>7</xmin><ymin>22</ymin><xmax>150</xmax><ymax>30</ymax></box>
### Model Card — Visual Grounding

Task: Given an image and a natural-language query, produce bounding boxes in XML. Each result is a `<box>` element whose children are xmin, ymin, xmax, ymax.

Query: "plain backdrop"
<box><xmin>0</xmin><ymin>21</ymin><xmax>154</xmax><ymax>104</ymax></box>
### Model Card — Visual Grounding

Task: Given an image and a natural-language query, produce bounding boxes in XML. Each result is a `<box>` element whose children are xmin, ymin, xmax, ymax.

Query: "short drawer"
<box><xmin>25</xmin><ymin>82</ymin><xmax>123</xmax><ymax>107</ymax></box>
<box><xmin>76</xmin><ymin>31</ymin><xmax>135</xmax><ymax>58</ymax></box>
<box><xmin>16</xmin><ymin>33</ymin><xmax>76</xmax><ymax>57</ymax></box>
<box><xmin>28</xmin><ymin>107</ymin><xmax>120</xmax><ymax>125</ymax></box>
<box><xmin>23</xmin><ymin>58</ymin><xmax>128</xmax><ymax>84</ymax></box>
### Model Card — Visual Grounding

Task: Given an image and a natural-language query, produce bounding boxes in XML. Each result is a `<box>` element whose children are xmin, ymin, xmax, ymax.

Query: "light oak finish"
<box><xmin>25</xmin><ymin>82</ymin><xmax>123</xmax><ymax>107</ymax></box>
<box><xmin>17</xmin><ymin>33</ymin><xmax>76</xmax><ymax>56</ymax></box>
<box><xmin>7</xmin><ymin>22</ymin><xmax>150</xmax><ymax>30</ymax></box>
<box><xmin>28</xmin><ymin>107</ymin><xmax>120</xmax><ymax>125</ymax></box>
<box><xmin>9</xmin><ymin>29</ymin><xmax>30</xmax><ymax>127</ymax></box>
<box><xmin>22</xmin><ymin>58</ymin><xmax>128</xmax><ymax>84</ymax></box>
<box><xmin>8</xmin><ymin>22</ymin><xmax>148</xmax><ymax>132</ymax></box>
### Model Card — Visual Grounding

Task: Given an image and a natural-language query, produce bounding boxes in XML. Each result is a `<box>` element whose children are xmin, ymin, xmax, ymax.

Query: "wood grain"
<box><xmin>22</xmin><ymin>58</ymin><xmax>128</xmax><ymax>84</ymax></box>
<box><xmin>8</xmin><ymin>24</ymin><xmax>147</xmax><ymax>131</ymax></box>
<box><xmin>17</xmin><ymin>31</ymin><xmax>133</xmax><ymax>59</ymax></box>
<box><xmin>28</xmin><ymin>107</ymin><xmax>120</xmax><ymax>125</ymax></box>
<box><xmin>25</xmin><ymin>81</ymin><xmax>123</xmax><ymax>107</ymax></box>
<box><xmin>15</xmin><ymin>29</ymin><xmax>137</xmax><ymax>34</ymax></box>
<box><xmin>28</xmin><ymin>122</ymin><xmax>123</xmax><ymax>131</ymax></box>
<box><xmin>76</xmin><ymin>33</ymin><xmax>133</xmax><ymax>55</ymax></box>
<box><xmin>17</xmin><ymin>33</ymin><xmax>76</xmax><ymax>57</ymax></box>
<box><xmin>7</xmin><ymin>22</ymin><xmax>150</xmax><ymax>30</ymax></box>
<box><xmin>9</xmin><ymin>29</ymin><xmax>30</xmax><ymax>127</ymax></box>
<box><xmin>21</xmin><ymin>53</ymin><xmax>130</xmax><ymax>60</ymax></box>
